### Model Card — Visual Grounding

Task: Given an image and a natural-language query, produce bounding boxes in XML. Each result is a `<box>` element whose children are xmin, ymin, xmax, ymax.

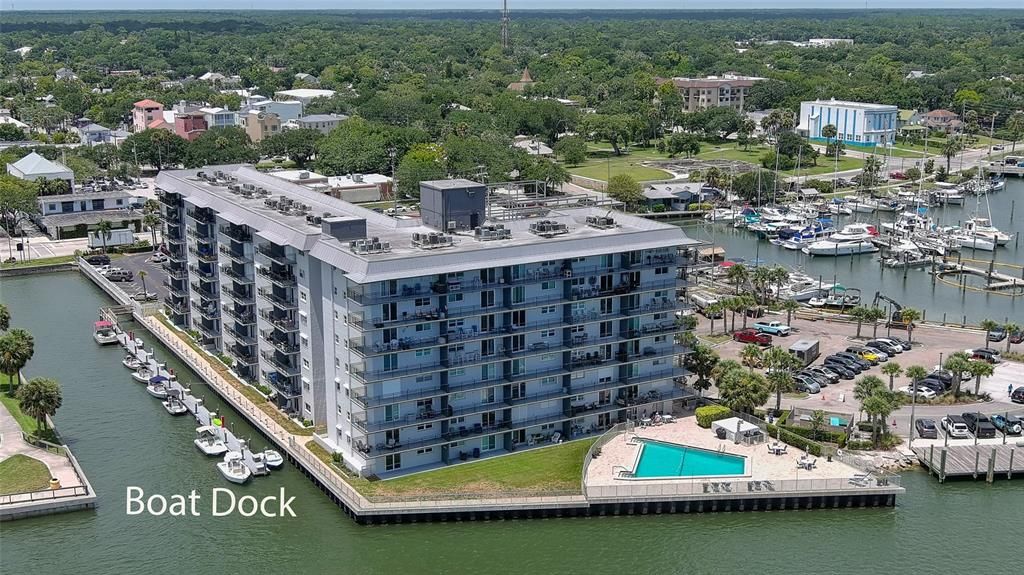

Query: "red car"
<box><xmin>889</xmin><ymin>171</ymin><xmax>907</xmax><ymax>180</ymax></box>
<box><xmin>733</xmin><ymin>329</ymin><xmax>772</xmax><ymax>346</ymax></box>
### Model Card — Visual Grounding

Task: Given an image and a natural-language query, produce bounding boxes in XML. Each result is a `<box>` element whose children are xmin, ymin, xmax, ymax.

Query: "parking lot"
<box><xmin>84</xmin><ymin>251</ymin><xmax>169</xmax><ymax>302</ymax></box>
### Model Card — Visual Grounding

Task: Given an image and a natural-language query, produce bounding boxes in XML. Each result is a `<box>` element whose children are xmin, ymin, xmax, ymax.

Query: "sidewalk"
<box><xmin>0</xmin><ymin>402</ymin><xmax>81</xmax><ymax>489</ymax></box>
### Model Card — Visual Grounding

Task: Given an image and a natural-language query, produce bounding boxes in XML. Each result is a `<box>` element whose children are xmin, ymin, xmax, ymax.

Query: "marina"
<box><xmin>913</xmin><ymin>444</ymin><xmax>1023</xmax><ymax>482</ymax></box>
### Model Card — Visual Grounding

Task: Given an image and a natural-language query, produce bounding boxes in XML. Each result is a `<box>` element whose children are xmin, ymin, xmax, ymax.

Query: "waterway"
<box><xmin>676</xmin><ymin>178</ymin><xmax>1024</xmax><ymax>324</ymax></box>
<box><xmin>2</xmin><ymin>256</ymin><xmax>1023</xmax><ymax>574</ymax></box>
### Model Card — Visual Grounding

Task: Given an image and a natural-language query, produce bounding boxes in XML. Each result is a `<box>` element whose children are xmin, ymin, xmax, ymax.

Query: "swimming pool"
<box><xmin>632</xmin><ymin>440</ymin><xmax>748</xmax><ymax>478</ymax></box>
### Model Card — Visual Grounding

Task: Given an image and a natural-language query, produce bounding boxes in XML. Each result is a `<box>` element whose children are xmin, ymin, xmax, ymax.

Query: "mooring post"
<box><xmin>974</xmin><ymin>449</ymin><xmax>980</xmax><ymax>479</ymax></box>
<box><xmin>1009</xmin><ymin>449</ymin><xmax>1015</xmax><ymax>480</ymax></box>
<box><xmin>939</xmin><ymin>449</ymin><xmax>947</xmax><ymax>483</ymax></box>
<box><xmin>929</xmin><ymin>444</ymin><xmax>935</xmax><ymax>477</ymax></box>
<box><xmin>986</xmin><ymin>448</ymin><xmax>996</xmax><ymax>484</ymax></box>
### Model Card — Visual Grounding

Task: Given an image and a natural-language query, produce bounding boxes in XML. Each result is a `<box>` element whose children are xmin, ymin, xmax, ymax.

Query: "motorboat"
<box><xmin>131</xmin><ymin>366</ymin><xmax>156</xmax><ymax>383</ymax></box>
<box><xmin>881</xmin><ymin>249</ymin><xmax>932</xmax><ymax>268</ymax></box>
<box><xmin>946</xmin><ymin>231</ymin><xmax>995</xmax><ymax>252</ymax></box>
<box><xmin>964</xmin><ymin>217</ymin><xmax>1011</xmax><ymax>246</ymax></box>
<box><xmin>802</xmin><ymin>239</ymin><xmax>879</xmax><ymax>256</ymax></box>
<box><xmin>831</xmin><ymin>223</ymin><xmax>879</xmax><ymax>242</ymax></box>
<box><xmin>162</xmin><ymin>396</ymin><xmax>188</xmax><ymax>415</ymax></box>
<box><xmin>194</xmin><ymin>426</ymin><xmax>229</xmax><ymax>456</ymax></box>
<box><xmin>704</xmin><ymin>207</ymin><xmax>745</xmax><ymax>222</ymax></box>
<box><xmin>122</xmin><ymin>355</ymin><xmax>144</xmax><ymax>370</ymax></box>
<box><xmin>93</xmin><ymin>320</ymin><xmax>118</xmax><ymax>345</ymax></box>
<box><xmin>846</xmin><ymin>198</ymin><xmax>876</xmax><ymax>213</ymax></box>
<box><xmin>254</xmin><ymin>449</ymin><xmax>285</xmax><ymax>469</ymax></box>
<box><xmin>932</xmin><ymin>189</ymin><xmax>965</xmax><ymax>205</ymax></box>
<box><xmin>217</xmin><ymin>452</ymin><xmax>252</xmax><ymax>485</ymax></box>
<box><xmin>808</xmin><ymin>293</ymin><xmax>860</xmax><ymax>308</ymax></box>
<box><xmin>146</xmin><ymin>382</ymin><xmax>169</xmax><ymax>399</ymax></box>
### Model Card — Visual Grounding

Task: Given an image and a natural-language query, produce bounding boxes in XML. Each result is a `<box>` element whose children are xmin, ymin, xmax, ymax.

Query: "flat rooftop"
<box><xmin>803</xmin><ymin>99</ymin><xmax>897</xmax><ymax>112</ymax></box>
<box><xmin>155</xmin><ymin>166</ymin><xmax>699</xmax><ymax>283</ymax></box>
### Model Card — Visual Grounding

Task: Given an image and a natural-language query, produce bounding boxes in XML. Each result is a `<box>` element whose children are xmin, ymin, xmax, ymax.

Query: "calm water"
<box><xmin>2</xmin><ymin>256</ymin><xmax>1023</xmax><ymax>574</ymax></box>
<box><xmin>635</xmin><ymin>441</ymin><xmax>746</xmax><ymax>478</ymax></box>
<box><xmin>677</xmin><ymin>179</ymin><xmax>1024</xmax><ymax>324</ymax></box>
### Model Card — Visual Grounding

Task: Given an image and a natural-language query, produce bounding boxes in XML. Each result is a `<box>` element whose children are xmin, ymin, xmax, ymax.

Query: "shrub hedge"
<box><xmin>695</xmin><ymin>405</ymin><xmax>732</xmax><ymax>428</ymax></box>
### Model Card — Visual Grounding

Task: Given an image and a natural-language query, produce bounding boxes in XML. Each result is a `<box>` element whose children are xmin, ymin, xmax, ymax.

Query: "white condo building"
<box><xmin>156</xmin><ymin>166</ymin><xmax>700</xmax><ymax>477</ymax></box>
<box><xmin>798</xmin><ymin>99</ymin><xmax>898</xmax><ymax>147</ymax></box>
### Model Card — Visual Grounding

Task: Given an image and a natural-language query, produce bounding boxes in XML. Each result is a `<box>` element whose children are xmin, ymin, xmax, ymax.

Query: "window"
<box><xmin>541</xmin><ymin>305</ymin><xmax>556</xmax><ymax>315</ymax></box>
<box><xmin>541</xmin><ymin>329</ymin><xmax>556</xmax><ymax>339</ymax></box>
<box><xmin>541</xmin><ymin>376</ymin><xmax>559</xmax><ymax>386</ymax></box>
<box><xmin>415</xmin><ymin>349</ymin><xmax>432</xmax><ymax>357</ymax></box>
<box><xmin>416</xmin><ymin>374</ymin><xmax>432</xmax><ymax>383</ymax></box>
<box><xmin>385</xmin><ymin>453</ymin><xmax>401</xmax><ymax>471</ymax></box>
<box><xmin>600</xmin><ymin>321</ymin><xmax>613</xmax><ymax>338</ymax></box>
<box><xmin>385</xmin><ymin>404</ymin><xmax>401</xmax><ymax>422</ymax></box>
<box><xmin>655</xmin><ymin>267</ymin><xmax>668</xmax><ymax>275</ymax></box>
<box><xmin>300</xmin><ymin>291</ymin><xmax>308</xmax><ymax>302</ymax></box>
<box><xmin>571</xmin><ymin>257</ymin><xmax>586</xmax><ymax>263</ymax></box>
<box><xmin>416</xmin><ymin>447</ymin><xmax>433</xmax><ymax>454</ymax></box>
<box><xmin>416</xmin><ymin>424</ymin><xmax>433</xmax><ymax>431</ymax></box>
<box><xmin>655</xmin><ymin>335</ymin><xmax>666</xmax><ymax>343</ymax></box>
<box><xmin>383</xmin><ymin>354</ymin><xmax>398</xmax><ymax>372</ymax></box>
<box><xmin>481</xmin><ymin>435</ymin><xmax>497</xmax><ymax>451</ymax></box>
<box><xmin>481</xmin><ymin>388</ymin><xmax>495</xmax><ymax>404</ymax></box>
<box><xmin>451</xmin><ymin>368</ymin><xmax>465</xmax><ymax>376</ymax></box>
<box><xmin>480</xmin><ymin>290</ymin><xmax>495</xmax><ymax>308</ymax></box>
<box><xmin>541</xmin><ymin>281</ymin><xmax>556</xmax><ymax>290</ymax></box>
<box><xmin>415</xmin><ymin>323</ymin><xmax>429</xmax><ymax>332</ymax></box>
<box><xmin>414</xmin><ymin>298</ymin><xmax>430</xmax><ymax>307</ymax></box>
<box><xmin>448</xmin><ymin>293</ymin><xmax>463</xmax><ymax>303</ymax></box>
<box><xmin>541</xmin><ymin>353</ymin><xmax>555</xmax><ymax>361</ymax></box>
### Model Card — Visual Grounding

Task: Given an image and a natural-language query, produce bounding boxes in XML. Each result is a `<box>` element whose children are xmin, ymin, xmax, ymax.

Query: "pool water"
<box><xmin>633</xmin><ymin>441</ymin><xmax>747</xmax><ymax>478</ymax></box>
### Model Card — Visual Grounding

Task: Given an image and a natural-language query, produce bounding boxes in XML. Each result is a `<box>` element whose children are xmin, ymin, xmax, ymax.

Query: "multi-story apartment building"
<box><xmin>132</xmin><ymin>99</ymin><xmax>164</xmax><ymax>133</ymax></box>
<box><xmin>797</xmin><ymin>99</ymin><xmax>899</xmax><ymax>146</ymax></box>
<box><xmin>660</xmin><ymin>74</ymin><xmax>764</xmax><ymax>113</ymax></box>
<box><xmin>156</xmin><ymin>167</ymin><xmax>701</xmax><ymax>477</ymax></box>
<box><xmin>241</xmin><ymin>110</ymin><xmax>281</xmax><ymax>143</ymax></box>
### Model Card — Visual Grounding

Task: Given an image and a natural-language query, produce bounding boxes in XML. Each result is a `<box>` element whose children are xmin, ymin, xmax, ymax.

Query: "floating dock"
<box><xmin>912</xmin><ymin>444</ymin><xmax>1023</xmax><ymax>482</ymax></box>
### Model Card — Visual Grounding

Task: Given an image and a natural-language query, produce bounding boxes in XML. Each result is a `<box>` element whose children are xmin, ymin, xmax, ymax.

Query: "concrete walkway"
<box><xmin>0</xmin><ymin>402</ymin><xmax>81</xmax><ymax>489</ymax></box>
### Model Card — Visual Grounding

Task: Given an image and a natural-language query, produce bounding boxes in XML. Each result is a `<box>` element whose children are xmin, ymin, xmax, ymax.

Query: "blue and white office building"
<box><xmin>155</xmin><ymin>167</ymin><xmax>701</xmax><ymax>477</ymax></box>
<box><xmin>798</xmin><ymin>98</ymin><xmax>898</xmax><ymax>146</ymax></box>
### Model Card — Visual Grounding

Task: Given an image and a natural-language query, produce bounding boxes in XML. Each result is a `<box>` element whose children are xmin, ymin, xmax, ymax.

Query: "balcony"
<box><xmin>163</xmin><ymin>280</ymin><xmax>188</xmax><ymax>298</ymax></box>
<box><xmin>163</xmin><ymin>298</ymin><xmax>189</xmax><ymax>316</ymax></box>
<box><xmin>262</xmin><ymin>373</ymin><xmax>301</xmax><ymax>399</ymax></box>
<box><xmin>218</xmin><ymin>225</ymin><xmax>252</xmax><ymax>243</ymax></box>
<box><xmin>221</xmin><ymin>305</ymin><xmax>256</xmax><ymax>325</ymax></box>
<box><xmin>620</xmin><ymin>252</ymin><xmax>680</xmax><ymax>271</ymax></box>
<box><xmin>613</xmin><ymin>343</ymin><xmax>688</xmax><ymax>365</ymax></box>
<box><xmin>220</xmin><ymin>266</ymin><xmax>254</xmax><ymax>284</ymax></box>
<box><xmin>218</xmin><ymin>245</ymin><xmax>250</xmax><ymax>264</ymax></box>
<box><xmin>186</xmin><ymin>209</ymin><xmax>216</xmax><ymax>224</ymax></box>
<box><xmin>259</xmin><ymin>330</ymin><xmax>300</xmax><ymax>355</ymax></box>
<box><xmin>227</xmin><ymin>344</ymin><xmax>258</xmax><ymax>366</ymax></box>
<box><xmin>167</xmin><ymin>249</ymin><xmax>187</xmax><ymax>263</ymax></box>
<box><xmin>188</xmin><ymin>264</ymin><xmax>217</xmax><ymax>282</ymax></box>
<box><xmin>259</xmin><ymin>310</ymin><xmax>298</xmax><ymax>332</ymax></box>
<box><xmin>193</xmin><ymin>303</ymin><xmax>221</xmax><ymax>320</ymax></box>
<box><xmin>163</xmin><ymin>265</ymin><xmax>188</xmax><ymax>280</ymax></box>
<box><xmin>188</xmin><ymin>247</ymin><xmax>218</xmax><ymax>264</ymax></box>
<box><xmin>222</xmin><ymin>286</ymin><xmax>254</xmax><ymax>304</ymax></box>
<box><xmin>260</xmin><ymin>351</ymin><xmax>300</xmax><ymax>376</ymax></box>
<box><xmin>256</xmin><ymin>266</ymin><xmax>296</xmax><ymax>287</ymax></box>
<box><xmin>256</xmin><ymin>245</ymin><xmax>294</xmax><ymax>266</ymax></box>
<box><xmin>195</xmin><ymin>322</ymin><xmax>221</xmax><ymax>340</ymax></box>
<box><xmin>257</xmin><ymin>289</ymin><xmax>297</xmax><ymax>310</ymax></box>
<box><xmin>166</xmin><ymin>234</ymin><xmax>185</xmax><ymax>246</ymax></box>
<box><xmin>619</xmin><ymin>320</ymin><xmax>681</xmax><ymax>339</ymax></box>
<box><xmin>345</xmin><ymin>283</ymin><xmax>433</xmax><ymax>306</ymax></box>
<box><xmin>187</xmin><ymin>227</ymin><xmax>214</xmax><ymax>243</ymax></box>
<box><xmin>224</xmin><ymin>325</ymin><xmax>256</xmax><ymax>345</ymax></box>
<box><xmin>350</xmin><ymin>308</ymin><xmax>444</xmax><ymax>331</ymax></box>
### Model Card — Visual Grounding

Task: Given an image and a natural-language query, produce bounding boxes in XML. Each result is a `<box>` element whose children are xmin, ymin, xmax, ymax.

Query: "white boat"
<box><xmin>830</xmin><ymin>223</ymin><xmax>878</xmax><ymax>242</ymax></box>
<box><xmin>947</xmin><ymin>231</ymin><xmax>995</xmax><ymax>252</ymax></box>
<box><xmin>162</xmin><ymin>397</ymin><xmax>188</xmax><ymax>415</ymax></box>
<box><xmin>217</xmin><ymin>452</ymin><xmax>252</xmax><ymax>485</ymax></box>
<box><xmin>933</xmin><ymin>190</ymin><xmax>965</xmax><ymax>205</ymax></box>
<box><xmin>254</xmin><ymin>449</ymin><xmax>285</xmax><ymax>469</ymax></box>
<box><xmin>847</xmin><ymin>199</ymin><xmax>876</xmax><ymax>214</ymax></box>
<box><xmin>93</xmin><ymin>320</ymin><xmax>118</xmax><ymax>345</ymax></box>
<box><xmin>704</xmin><ymin>208</ymin><xmax>744</xmax><ymax>222</ymax></box>
<box><xmin>801</xmin><ymin>239</ymin><xmax>879</xmax><ymax>256</ymax></box>
<box><xmin>194</xmin><ymin>426</ymin><xmax>229</xmax><ymax>456</ymax></box>
<box><xmin>122</xmin><ymin>355</ymin><xmax>144</xmax><ymax>370</ymax></box>
<box><xmin>964</xmin><ymin>217</ymin><xmax>1011</xmax><ymax>246</ymax></box>
<box><xmin>146</xmin><ymin>382</ymin><xmax>169</xmax><ymax>399</ymax></box>
<box><xmin>131</xmin><ymin>367</ymin><xmax>156</xmax><ymax>383</ymax></box>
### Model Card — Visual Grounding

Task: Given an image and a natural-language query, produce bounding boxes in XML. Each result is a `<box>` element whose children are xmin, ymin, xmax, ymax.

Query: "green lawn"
<box><xmin>695</xmin><ymin>142</ymin><xmax>864</xmax><ymax>176</ymax></box>
<box><xmin>568</xmin><ymin>157</ymin><xmax>672</xmax><ymax>182</ymax></box>
<box><xmin>0</xmin><ymin>454</ymin><xmax>53</xmax><ymax>495</ymax></box>
<box><xmin>0</xmin><ymin>254</ymin><xmax>77</xmax><ymax>270</ymax></box>
<box><xmin>0</xmin><ymin>384</ymin><xmax>58</xmax><ymax>443</ymax></box>
<box><xmin>308</xmin><ymin>437</ymin><xmax>595</xmax><ymax>498</ymax></box>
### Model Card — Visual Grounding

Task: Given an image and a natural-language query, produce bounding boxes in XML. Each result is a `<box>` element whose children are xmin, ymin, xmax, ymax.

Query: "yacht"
<box><xmin>932</xmin><ymin>189</ymin><xmax>965</xmax><ymax>205</ymax></box>
<box><xmin>93</xmin><ymin>320</ymin><xmax>118</xmax><ymax>345</ymax></box>
<box><xmin>122</xmin><ymin>355</ymin><xmax>144</xmax><ymax>370</ymax></box>
<box><xmin>162</xmin><ymin>396</ymin><xmax>188</xmax><ymax>416</ymax></box>
<box><xmin>776</xmin><ymin>273</ymin><xmax>835</xmax><ymax>302</ymax></box>
<box><xmin>253</xmin><ymin>449</ymin><xmax>285</xmax><ymax>470</ymax></box>
<box><xmin>217</xmin><ymin>452</ymin><xmax>253</xmax><ymax>485</ymax></box>
<box><xmin>808</xmin><ymin>292</ymin><xmax>861</xmax><ymax>308</ymax></box>
<box><xmin>846</xmin><ymin>198</ymin><xmax>876</xmax><ymax>213</ymax></box>
<box><xmin>802</xmin><ymin>239</ymin><xmax>879</xmax><ymax>256</ymax></box>
<box><xmin>194</xmin><ymin>426</ymin><xmax>229</xmax><ymax>456</ymax></box>
<box><xmin>947</xmin><ymin>231</ymin><xmax>995</xmax><ymax>252</ymax></box>
<box><xmin>704</xmin><ymin>207</ymin><xmax>745</xmax><ymax>222</ymax></box>
<box><xmin>964</xmin><ymin>217</ymin><xmax>1011</xmax><ymax>246</ymax></box>
<box><xmin>831</xmin><ymin>223</ymin><xmax>879</xmax><ymax>242</ymax></box>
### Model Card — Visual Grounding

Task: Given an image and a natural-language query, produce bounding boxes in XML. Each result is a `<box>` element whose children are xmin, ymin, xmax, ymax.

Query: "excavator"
<box><xmin>872</xmin><ymin>291</ymin><xmax>912</xmax><ymax>329</ymax></box>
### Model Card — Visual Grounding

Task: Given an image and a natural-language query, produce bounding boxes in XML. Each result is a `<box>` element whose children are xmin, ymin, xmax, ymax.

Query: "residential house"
<box><xmin>807</xmin><ymin>38</ymin><xmax>854</xmax><ymax>47</ymax></box>
<box><xmin>512</xmin><ymin>136</ymin><xmax>554</xmax><ymax>157</ymax></box>
<box><xmin>244</xmin><ymin>97</ymin><xmax>303</xmax><ymax>123</ymax></box>
<box><xmin>174</xmin><ymin>112</ymin><xmax>208</xmax><ymax>142</ymax></box>
<box><xmin>0</xmin><ymin>110</ymin><xmax>29</xmax><ymax>132</ymax></box>
<box><xmin>906</xmin><ymin>70</ymin><xmax>935</xmax><ymax>80</ymax></box>
<box><xmin>273</xmin><ymin>89</ymin><xmax>336</xmax><ymax>106</ymax></box>
<box><xmin>199</xmin><ymin>107</ymin><xmax>238</xmax><ymax>129</ymax></box>
<box><xmin>920</xmin><ymin>109</ymin><xmax>962</xmax><ymax>134</ymax></box>
<box><xmin>241</xmin><ymin>110</ymin><xmax>281</xmax><ymax>143</ymax></box>
<box><xmin>55</xmin><ymin>67</ymin><xmax>78</xmax><ymax>81</ymax></box>
<box><xmin>7</xmin><ymin>152</ymin><xmax>75</xmax><ymax>191</ymax></box>
<box><xmin>34</xmin><ymin>190</ymin><xmax>144</xmax><ymax>239</ymax></box>
<box><xmin>132</xmin><ymin>99</ymin><xmax>164</xmax><ymax>133</ymax></box>
<box><xmin>294</xmin><ymin>73</ymin><xmax>320</xmax><ymax>85</ymax></box>
<box><xmin>288</xmin><ymin>113</ymin><xmax>348</xmax><ymax>134</ymax></box>
<box><xmin>797</xmin><ymin>99</ymin><xmax>898</xmax><ymax>146</ymax></box>
<box><xmin>642</xmin><ymin>182</ymin><xmax>719</xmax><ymax>211</ymax></box>
<box><xmin>507</xmin><ymin>67</ymin><xmax>535</xmax><ymax>92</ymax></box>
<box><xmin>78</xmin><ymin>123</ymin><xmax>114</xmax><ymax>146</ymax></box>
<box><xmin>657</xmin><ymin>74</ymin><xmax>764</xmax><ymax>113</ymax></box>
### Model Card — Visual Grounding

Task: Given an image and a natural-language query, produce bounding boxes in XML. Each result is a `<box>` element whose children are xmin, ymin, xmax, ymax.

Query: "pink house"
<box><xmin>174</xmin><ymin>112</ymin><xmax>208</xmax><ymax>141</ymax></box>
<box><xmin>132</xmin><ymin>99</ymin><xmax>164</xmax><ymax>133</ymax></box>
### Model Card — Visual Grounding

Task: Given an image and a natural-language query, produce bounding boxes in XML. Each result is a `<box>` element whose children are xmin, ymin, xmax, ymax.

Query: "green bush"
<box><xmin>766</xmin><ymin>423</ymin><xmax>824</xmax><ymax>456</ymax></box>
<box><xmin>695</xmin><ymin>405</ymin><xmax>732</xmax><ymax>428</ymax></box>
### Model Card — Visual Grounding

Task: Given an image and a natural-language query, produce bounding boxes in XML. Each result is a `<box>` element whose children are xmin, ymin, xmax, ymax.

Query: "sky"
<box><xmin>5</xmin><ymin>0</ymin><xmax>1022</xmax><ymax>10</ymax></box>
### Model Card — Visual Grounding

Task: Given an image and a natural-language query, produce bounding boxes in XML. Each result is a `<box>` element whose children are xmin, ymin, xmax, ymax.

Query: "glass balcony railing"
<box><xmin>218</xmin><ymin>225</ymin><xmax>252</xmax><ymax>243</ymax></box>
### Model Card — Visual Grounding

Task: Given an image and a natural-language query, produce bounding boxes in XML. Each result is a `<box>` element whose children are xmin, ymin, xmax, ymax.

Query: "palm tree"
<box><xmin>863</xmin><ymin>391</ymin><xmax>899</xmax><ymax>448</ymax></box>
<box><xmin>17</xmin><ymin>377</ymin><xmax>62</xmax><ymax>431</ymax></box>
<box><xmin>968</xmin><ymin>360</ymin><xmax>994</xmax><ymax>395</ymax></box>
<box><xmin>853</xmin><ymin>375</ymin><xmax>885</xmax><ymax>419</ymax></box>
<box><xmin>822</xmin><ymin>124</ymin><xmax>838</xmax><ymax>154</ymax></box>
<box><xmin>138</xmin><ymin>270</ymin><xmax>148</xmax><ymax>298</ymax></box>
<box><xmin>686</xmin><ymin>343</ymin><xmax>720</xmax><ymax>396</ymax></box>
<box><xmin>712</xmin><ymin>359</ymin><xmax>744</xmax><ymax>388</ymax></box>
<box><xmin>143</xmin><ymin>212</ymin><xmax>161</xmax><ymax>250</ymax></box>
<box><xmin>95</xmin><ymin>219</ymin><xmax>113</xmax><ymax>253</ymax></box>
<box><xmin>768</xmin><ymin>266</ymin><xmax>789</xmax><ymax>304</ymax></box>
<box><xmin>861</xmin><ymin>155</ymin><xmax>883</xmax><ymax>189</ymax></box>
<box><xmin>865</xmin><ymin>306</ymin><xmax>887</xmax><ymax>339</ymax></box>
<box><xmin>740</xmin><ymin>343</ymin><xmax>763</xmax><ymax>372</ymax></box>
<box><xmin>906</xmin><ymin>364</ymin><xmax>928</xmax><ymax>397</ymax></box>
<box><xmin>1008</xmin><ymin>111</ymin><xmax>1024</xmax><ymax>152</ymax></box>
<box><xmin>738</xmin><ymin>295</ymin><xmax>757</xmax><ymax>330</ymax></box>
<box><xmin>706</xmin><ymin>303</ymin><xmax>723</xmax><ymax>335</ymax></box>
<box><xmin>848</xmin><ymin>306</ymin><xmax>869</xmax><ymax>338</ymax></box>
<box><xmin>1004</xmin><ymin>322</ymin><xmax>1021</xmax><ymax>353</ymax></box>
<box><xmin>943</xmin><ymin>351</ymin><xmax>972</xmax><ymax>397</ymax></box>
<box><xmin>722</xmin><ymin>297</ymin><xmax>739</xmax><ymax>333</ymax></box>
<box><xmin>900</xmin><ymin>308</ymin><xmax>922</xmax><ymax>343</ymax></box>
<box><xmin>718</xmin><ymin>369</ymin><xmax>770</xmax><ymax>414</ymax></box>
<box><xmin>941</xmin><ymin>137</ymin><xmax>963</xmax><ymax>172</ymax></box>
<box><xmin>781</xmin><ymin>299</ymin><xmax>799</xmax><ymax>326</ymax></box>
<box><xmin>763</xmin><ymin>345</ymin><xmax>801</xmax><ymax>414</ymax></box>
<box><xmin>0</xmin><ymin>330</ymin><xmax>34</xmax><ymax>393</ymax></box>
<box><xmin>882</xmin><ymin>362</ymin><xmax>903</xmax><ymax>391</ymax></box>
<box><xmin>726</xmin><ymin>263</ymin><xmax>749</xmax><ymax>295</ymax></box>
<box><xmin>979</xmin><ymin>319</ymin><xmax>999</xmax><ymax>348</ymax></box>
<box><xmin>0</xmin><ymin>303</ymin><xmax>9</xmax><ymax>332</ymax></box>
<box><xmin>765</xmin><ymin>369</ymin><xmax>794</xmax><ymax>415</ymax></box>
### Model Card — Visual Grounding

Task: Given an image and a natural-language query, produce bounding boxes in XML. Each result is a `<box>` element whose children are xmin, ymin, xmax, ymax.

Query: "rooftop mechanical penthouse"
<box><xmin>156</xmin><ymin>166</ymin><xmax>702</xmax><ymax>477</ymax></box>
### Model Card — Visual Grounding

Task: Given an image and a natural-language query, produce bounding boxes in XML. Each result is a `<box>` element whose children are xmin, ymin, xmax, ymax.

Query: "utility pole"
<box><xmin>500</xmin><ymin>0</ymin><xmax>511</xmax><ymax>53</ymax></box>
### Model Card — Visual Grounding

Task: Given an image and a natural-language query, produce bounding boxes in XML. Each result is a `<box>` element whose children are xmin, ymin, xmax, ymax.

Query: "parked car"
<box><xmin>866</xmin><ymin>339</ymin><xmax>901</xmax><ymax>355</ymax></box>
<box><xmin>961</xmin><ymin>413</ymin><xmax>996</xmax><ymax>438</ymax></box>
<box><xmin>966</xmin><ymin>347</ymin><xmax>1002</xmax><ymax>364</ymax></box>
<box><xmin>826</xmin><ymin>354</ymin><xmax>867</xmax><ymax>373</ymax></box>
<box><xmin>107</xmin><ymin>270</ymin><xmax>134</xmax><ymax>282</ymax></box>
<box><xmin>987</xmin><ymin>327</ymin><xmax>1007</xmax><ymax>342</ymax></box>
<box><xmin>899</xmin><ymin>385</ymin><xmax>936</xmax><ymax>400</ymax></box>
<box><xmin>834</xmin><ymin>353</ymin><xmax>872</xmax><ymax>370</ymax></box>
<box><xmin>799</xmin><ymin>371</ymin><xmax>831</xmax><ymax>388</ymax></box>
<box><xmin>85</xmin><ymin>254</ymin><xmax>111</xmax><ymax>265</ymax></box>
<box><xmin>1010</xmin><ymin>329</ymin><xmax>1024</xmax><ymax>344</ymax></box>
<box><xmin>805</xmin><ymin>366</ymin><xmax>840</xmax><ymax>384</ymax></box>
<box><xmin>821</xmin><ymin>361</ymin><xmax>856</xmax><ymax>379</ymax></box>
<box><xmin>845</xmin><ymin>346</ymin><xmax>882</xmax><ymax>364</ymax></box>
<box><xmin>733</xmin><ymin>328</ymin><xmax>772</xmax><ymax>346</ymax></box>
<box><xmin>915</xmin><ymin>419</ymin><xmax>938</xmax><ymax>439</ymax></box>
<box><xmin>1013</xmin><ymin>387</ymin><xmax>1024</xmax><ymax>404</ymax></box>
<box><xmin>941</xmin><ymin>415</ymin><xmax>971</xmax><ymax>439</ymax></box>
<box><xmin>991</xmin><ymin>414</ymin><xmax>1023</xmax><ymax>436</ymax></box>
<box><xmin>926</xmin><ymin>370</ymin><xmax>955</xmax><ymax>387</ymax></box>
<box><xmin>916</xmin><ymin>379</ymin><xmax>948</xmax><ymax>395</ymax></box>
<box><xmin>794</xmin><ymin>377</ymin><xmax>821</xmax><ymax>394</ymax></box>
<box><xmin>148</xmin><ymin>252</ymin><xmax>168</xmax><ymax>263</ymax></box>
<box><xmin>886</xmin><ymin>336</ymin><xmax>912</xmax><ymax>350</ymax></box>
<box><xmin>753</xmin><ymin>321</ymin><xmax>791</xmax><ymax>336</ymax></box>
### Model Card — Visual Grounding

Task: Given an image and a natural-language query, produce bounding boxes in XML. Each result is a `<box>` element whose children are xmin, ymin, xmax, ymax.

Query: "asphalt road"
<box><xmin>108</xmin><ymin>251</ymin><xmax>170</xmax><ymax>301</ymax></box>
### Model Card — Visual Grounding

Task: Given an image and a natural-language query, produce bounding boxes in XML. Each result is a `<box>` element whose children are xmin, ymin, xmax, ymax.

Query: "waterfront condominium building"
<box><xmin>798</xmin><ymin>98</ymin><xmax>898</xmax><ymax>147</ymax></box>
<box><xmin>156</xmin><ymin>166</ymin><xmax>701</xmax><ymax>477</ymax></box>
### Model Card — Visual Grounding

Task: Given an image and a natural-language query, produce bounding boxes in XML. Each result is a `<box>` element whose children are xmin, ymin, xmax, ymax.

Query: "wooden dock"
<box><xmin>912</xmin><ymin>444</ymin><xmax>1023</xmax><ymax>482</ymax></box>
